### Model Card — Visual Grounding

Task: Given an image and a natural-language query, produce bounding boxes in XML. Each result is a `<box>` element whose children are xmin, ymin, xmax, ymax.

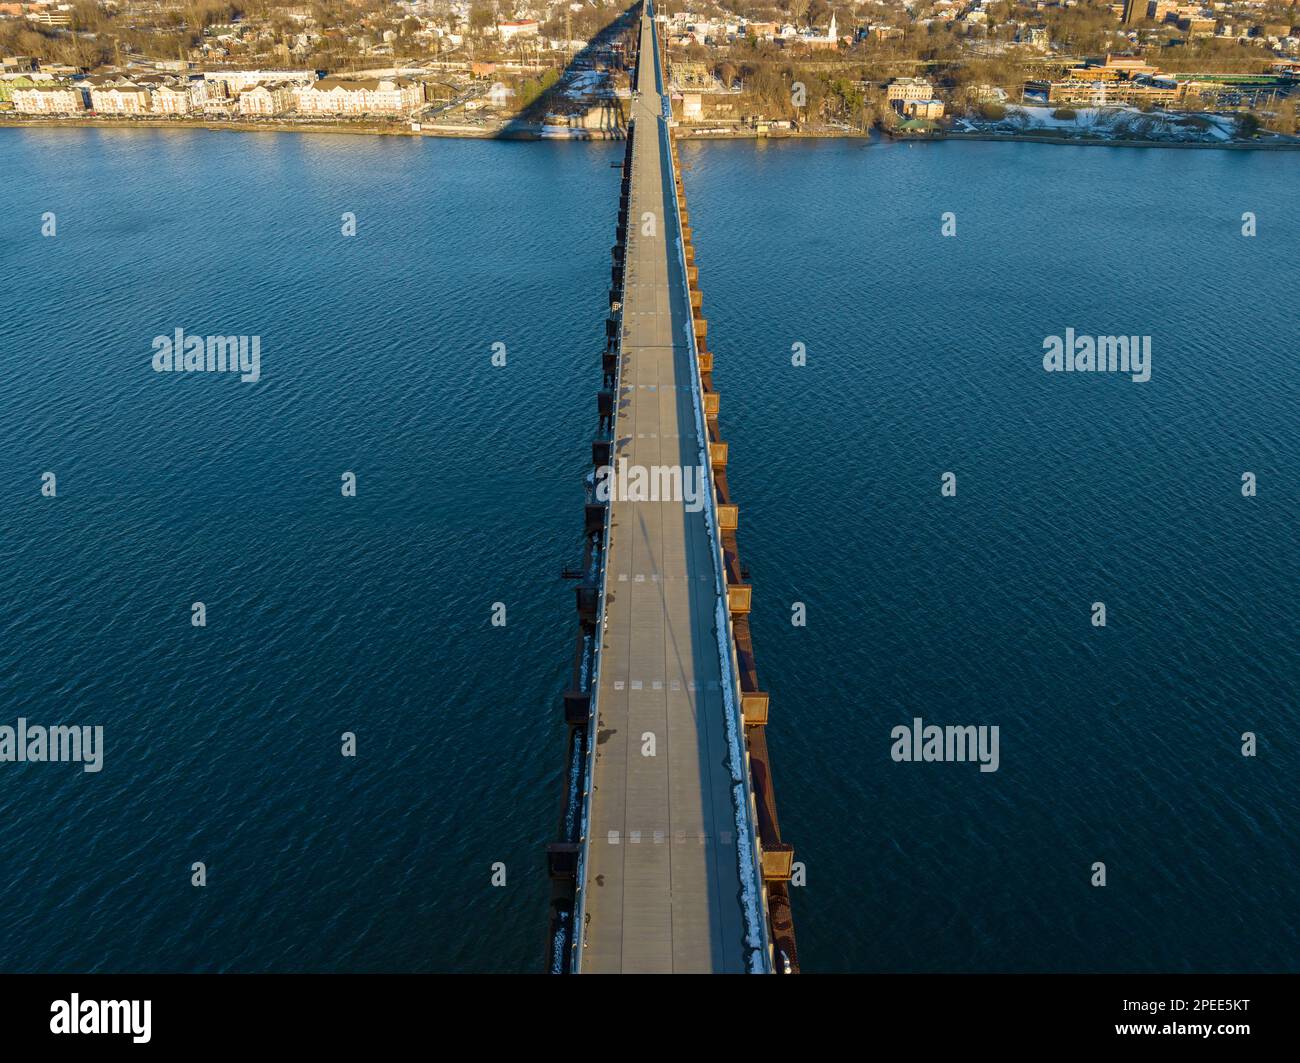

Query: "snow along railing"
<box><xmin>651</xmin><ymin>11</ymin><xmax>774</xmax><ymax>975</ymax></box>
<box><xmin>654</xmin><ymin>7</ymin><xmax>799</xmax><ymax>974</ymax></box>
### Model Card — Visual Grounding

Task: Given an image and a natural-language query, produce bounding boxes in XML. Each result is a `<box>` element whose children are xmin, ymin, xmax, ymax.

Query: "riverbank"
<box><xmin>674</xmin><ymin>128</ymin><xmax>861</xmax><ymax>141</ymax></box>
<box><xmin>0</xmin><ymin>114</ymin><xmax>852</xmax><ymax>142</ymax></box>
<box><xmin>0</xmin><ymin>114</ymin><xmax>641</xmax><ymax>140</ymax></box>
<box><xmin>0</xmin><ymin>115</ymin><xmax>487</xmax><ymax>137</ymax></box>
<box><xmin>890</xmin><ymin>129</ymin><xmax>1300</xmax><ymax>150</ymax></box>
<box><xmin>6</xmin><ymin>114</ymin><xmax>1297</xmax><ymax>150</ymax></box>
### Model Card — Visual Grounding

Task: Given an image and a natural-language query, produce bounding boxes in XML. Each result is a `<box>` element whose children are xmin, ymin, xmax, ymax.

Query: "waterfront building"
<box><xmin>152</xmin><ymin>83</ymin><xmax>194</xmax><ymax>115</ymax></box>
<box><xmin>888</xmin><ymin>77</ymin><xmax>939</xmax><ymax>116</ymax></box>
<box><xmin>238</xmin><ymin>82</ymin><xmax>296</xmax><ymax>116</ymax></box>
<box><xmin>11</xmin><ymin>83</ymin><xmax>86</xmax><ymax>113</ymax></box>
<box><xmin>903</xmin><ymin>98</ymin><xmax>946</xmax><ymax>119</ymax></box>
<box><xmin>295</xmin><ymin>77</ymin><xmax>423</xmax><ymax>115</ymax></box>
<box><xmin>90</xmin><ymin>85</ymin><xmax>152</xmax><ymax>114</ymax></box>
<box><xmin>887</xmin><ymin>77</ymin><xmax>937</xmax><ymax>104</ymax></box>
<box><xmin>889</xmin><ymin>77</ymin><xmax>941</xmax><ymax>113</ymax></box>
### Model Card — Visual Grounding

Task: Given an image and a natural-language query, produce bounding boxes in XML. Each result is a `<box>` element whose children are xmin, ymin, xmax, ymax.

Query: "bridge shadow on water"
<box><xmin>494</xmin><ymin>6</ymin><xmax>642</xmax><ymax>139</ymax></box>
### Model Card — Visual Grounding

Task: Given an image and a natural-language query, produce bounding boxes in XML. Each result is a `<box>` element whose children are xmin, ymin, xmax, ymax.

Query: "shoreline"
<box><xmin>892</xmin><ymin>129</ymin><xmax>1300</xmax><ymax>151</ymax></box>
<box><xmin>674</xmin><ymin>129</ymin><xmax>860</xmax><ymax>141</ymax></box>
<box><xmin>0</xmin><ymin>115</ymin><xmax>849</xmax><ymax>141</ymax></box>
<box><xmin>4</xmin><ymin>115</ymin><xmax>1297</xmax><ymax>150</ymax></box>
<box><xmin>0</xmin><ymin>116</ymin><xmax>492</xmax><ymax>137</ymax></box>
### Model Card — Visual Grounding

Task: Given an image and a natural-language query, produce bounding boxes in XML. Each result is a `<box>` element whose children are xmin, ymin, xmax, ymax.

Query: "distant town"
<box><xmin>2</xmin><ymin>0</ymin><xmax>1297</xmax><ymax>144</ymax></box>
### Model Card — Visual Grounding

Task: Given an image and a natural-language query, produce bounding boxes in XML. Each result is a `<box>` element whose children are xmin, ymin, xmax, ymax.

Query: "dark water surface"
<box><xmin>1</xmin><ymin>128</ymin><xmax>1296</xmax><ymax>972</ymax></box>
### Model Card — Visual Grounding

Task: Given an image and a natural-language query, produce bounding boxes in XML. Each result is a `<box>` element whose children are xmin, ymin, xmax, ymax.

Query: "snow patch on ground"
<box><xmin>955</xmin><ymin>104</ymin><xmax>1272</xmax><ymax>145</ymax></box>
<box><xmin>563</xmin><ymin>70</ymin><xmax>611</xmax><ymax>99</ymax></box>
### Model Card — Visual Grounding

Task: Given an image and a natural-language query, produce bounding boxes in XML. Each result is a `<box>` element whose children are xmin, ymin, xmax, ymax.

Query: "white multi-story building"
<box><xmin>296</xmin><ymin>78</ymin><xmax>363</xmax><ymax>115</ymax></box>
<box><xmin>238</xmin><ymin>82</ymin><xmax>296</xmax><ymax>115</ymax></box>
<box><xmin>498</xmin><ymin>19</ymin><xmax>540</xmax><ymax>42</ymax></box>
<box><xmin>12</xmin><ymin>84</ymin><xmax>86</xmax><ymax>113</ymax></box>
<box><xmin>152</xmin><ymin>83</ymin><xmax>193</xmax><ymax>114</ymax></box>
<box><xmin>886</xmin><ymin>77</ymin><xmax>936</xmax><ymax>103</ymax></box>
<box><xmin>90</xmin><ymin>85</ymin><xmax>152</xmax><ymax>114</ymax></box>
<box><xmin>370</xmin><ymin>77</ymin><xmax>423</xmax><ymax>113</ymax></box>
<box><xmin>296</xmin><ymin>77</ymin><xmax>423</xmax><ymax>115</ymax></box>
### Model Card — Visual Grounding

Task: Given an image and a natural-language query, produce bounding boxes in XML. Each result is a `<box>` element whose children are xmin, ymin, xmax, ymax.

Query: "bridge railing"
<box><xmin>650</xmin><ymin>11</ymin><xmax>773</xmax><ymax>974</ymax></box>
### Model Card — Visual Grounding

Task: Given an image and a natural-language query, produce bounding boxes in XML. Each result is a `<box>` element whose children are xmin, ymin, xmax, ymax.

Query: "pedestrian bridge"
<box><xmin>547</xmin><ymin>1</ymin><xmax>798</xmax><ymax>975</ymax></box>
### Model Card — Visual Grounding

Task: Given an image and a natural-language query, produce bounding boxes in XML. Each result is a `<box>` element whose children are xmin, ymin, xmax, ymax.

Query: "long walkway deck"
<box><xmin>578</xmin><ymin>8</ymin><xmax>749</xmax><ymax>973</ymax></box>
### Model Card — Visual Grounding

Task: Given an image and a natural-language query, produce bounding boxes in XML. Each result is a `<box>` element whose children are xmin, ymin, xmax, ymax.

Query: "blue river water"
<box><xmin>0</xmin><ymin>128</ymin><xmax>1296</xmax><ymax>972</ymax></box>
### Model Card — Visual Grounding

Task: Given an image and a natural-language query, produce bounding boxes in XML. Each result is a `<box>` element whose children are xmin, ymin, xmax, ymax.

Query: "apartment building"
<box><xmin>238</xmin><ymin>82</ymin><xmax>296</xmax><ymax>115</ymax></box>
<box><xmin>296</xmin><ymin>77</ymin><xmax>423</xmax><ymax>115</ymax></box>
<box><xmin>11</xmin><ymin>83</ymin><xmax>85</xmax><ymax>113</ymax></box>
<box><xmin>90</xmin><ymin>85</ymin><xmax>152</xmax><ymax>114</ymax></box>
<box><xmin>152</xmin><ymin>83</ymin><xmax>194</xmax><ymax>114</ymax></box>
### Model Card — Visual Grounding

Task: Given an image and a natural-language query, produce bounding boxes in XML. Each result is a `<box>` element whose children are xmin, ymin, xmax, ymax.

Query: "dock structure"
<box><xmin>547</xmin><ymin>2</ymin><xmax>797</xmax><ymax>975</ymax></box>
